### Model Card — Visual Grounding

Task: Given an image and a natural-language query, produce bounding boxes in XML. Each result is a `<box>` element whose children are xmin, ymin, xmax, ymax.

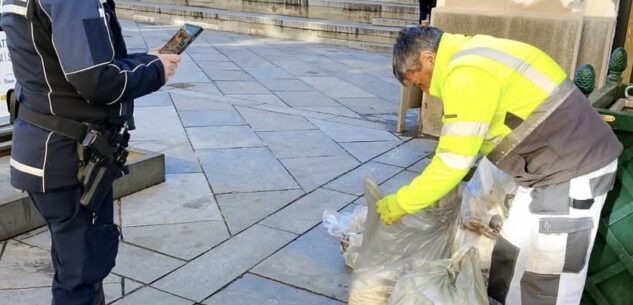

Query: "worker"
<box><xmin>380</xmin><ymin>26</ymin><xmax>622</xmax><ymax>305</ymax></box>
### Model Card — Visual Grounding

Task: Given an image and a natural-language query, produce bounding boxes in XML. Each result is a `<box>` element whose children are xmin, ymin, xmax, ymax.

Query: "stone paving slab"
<box><xmin>0</xmin><ymin>241</ymin><xmax>53</xmax><ymax>289</ymax></box>
<box><xmin>187</xmin><ymin>125</ymin><xmax>263</xmax><ymax>150</ymax></box>
<box><xmin>171</xmin><ymin>94</ymin><xmax>236</xmax><ymax>111</ymax></box>
<box><xmin>204</xmin><ymin>273</ymin><xmax>345</xmax><ymax>305</ymax></box>
<box><xmin>336</xmin><ymin>97</ymin><xmax>398</xmax><ymax>115</ymax></box>
<box><xmin>202</xmin><ymin>69</ymin><xmax>254</xmax><ymax>81</ymax></box>
<box><xmin>0</xmin><ymin>287</ymin><xmax>51</xmax><ymax>305</ymax></box>
<box><xmin>258</xmin><ymin>130</ymin><xmax>348</xmax><ymax>159</ymax></box>
<box><xmin>281</xmin><ymin>155</ymin><xmax>360</xmax><ymax>192</ymax></box>
<box><xmin>197</xmin><ymin>147</ymin><xmax>299</xmax><ymax>193</ymax></box>
<box><xmin>111</xmin><ymin>287</ymin><xmax>193</xmax><ymax>305</ymax></box>
<box><xmin>197</xmin><ymin>60</ymin><xmax>241</xmax><ymax>71</ymax></box>
<box><xmin>260</xmin><ymin>188</ymin><xmax>357</xmax><ymax>235</ymax></box>
<box><xmin>340</xmin><ymin>140</ymin><xmax>402</xmax><ymax>162</ymax></box>
<box><xmin>253</xmin><ymin>104</ymin><xmax>336</xmax><ymax>120</ymax></box>
<box><xmin>275</xmin><ymin>91</ymin><xmax>341</xmax><ymax>107</ymax></box>
<box><xmin>121</xmin><ymin>174</ymin><xmax>223</xmax><ymax>227</ymax></box>
<box><xmin>216</xmin><ymin>81</ymin><xmax>272</xmax><ymax>95</ymax></box>
<box><xmin>258</xmin><ymin>78</ymin><xmax>313</xmax><ymax>91</ymax></box>
<box><xmin>20</xmin><ymin>229</ymin><xmax>50</xmax><ymax>251</ymax></box>
<box><xmin>123</xmin><ymin>221</ymin><xmax>230</xmax><ymax>261</ymax></box>
<box><xmin>252</xmin><ymin>225</ymin><xmax>352</xmax><ymax>302</ymax></box>
<box><xmin>235</xmin><ymin>107</ymin><xmax>315</xmax><ymax>131</ymax></box>
<box><xmin>226</xmin><ymin>94</ymin><xmax>287</xmax><ymax>106</ymax></box>
<box><xmin>153</xmin><ymin>225</ymin><xmax>296</xmax><ymax>302</ymax></box>
<box><xmin>324</xmin><ymin>162</ymin><xmax>403</xmax><ymax>196</ymax></box>
<box><xmin>297</xmin><ymin>106</ymin><xmax>362</xmax><ymax>118</ymax></box>
<box><xmin>378</xmin><ymin>170</ymin><xmax>418</xmax><ymax>195</ymax></box>
<box><xmin>112</xmin><ymin>242</ymin><xmax>184</xmax><ymax>284</ymax></box>
<box><xmin>374</xmin><ymin>138</ymin><xmax>437</xmax><ymax>168</ymax></box>
<box><xmin>299</xmin><ymin>76</ymin><xmax>374</xmax><ymax>98</ymax></box>
<box><xmin>243</xmin><ymin>66</ymin><xmax>294</xmax><ymax>80</ymax></box>
<box><xmin>129</xmin><ymin>139</ymin><xmax>202</xmax><ymax>174</ymax></box>
<box><xmin>329</xmin><ymin>115</ymin><xmax>394</xmax><ymax>131</ymax></box>
<box><xmin>310</xmin><ymin>118</ymin><xmax>399</xmax><ymax>142</ymax></box>
<box><xmin>408</xmin><ymin>157</ymin><xmax>432</xmax><ymax>173</ymax></box>
<box><xmin>131</xmin><ymin>107</ymin><xmax>188</xmax><ymax>141</ymax></box>
<box><xmin>217</xmin><ymin>189</ymin><xmax>304</xmax><ymax>235</ymax></box>
<box><xmin>135</xmin><ymin>91</ymin><xmax>173</xmax><ymax>108</ymax></box>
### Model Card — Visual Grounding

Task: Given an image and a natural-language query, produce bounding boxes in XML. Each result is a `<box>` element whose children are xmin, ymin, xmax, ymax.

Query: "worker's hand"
<box><xmin>155</xmin><ymin>53</ymin><xmax>181</xmax><ymax>82</ymax></box>
<box><xmin>376</xmin><ymin>194</ymin><xmax>407</xmax><ymax>225</ymax></box>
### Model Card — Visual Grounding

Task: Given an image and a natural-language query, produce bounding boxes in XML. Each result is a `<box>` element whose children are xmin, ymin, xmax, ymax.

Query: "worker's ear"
<box><xmin>418</xmin><ymin>51</ymin><xmax>435</xmax><ymax>68</ymax></box>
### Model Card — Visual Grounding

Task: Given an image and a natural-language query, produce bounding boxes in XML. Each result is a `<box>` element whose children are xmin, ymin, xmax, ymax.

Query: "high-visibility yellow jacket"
<box><xmin>395</xmin><ymin>33</ymin><xmax>569</xmax><ymax>213</ymax></box>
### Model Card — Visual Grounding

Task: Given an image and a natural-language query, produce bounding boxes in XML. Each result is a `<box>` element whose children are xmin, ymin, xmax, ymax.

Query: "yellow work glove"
<box><xmin>376</xmin><ymin>194</ymin><xmax>407</xmax><ymax>225</ymax></box>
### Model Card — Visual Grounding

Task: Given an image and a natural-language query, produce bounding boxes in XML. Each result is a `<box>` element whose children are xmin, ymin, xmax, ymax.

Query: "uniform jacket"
<box><xmin>1</xmin><ymin>0</ymin><xmax>165</xmax><ymax>192</ymax></box>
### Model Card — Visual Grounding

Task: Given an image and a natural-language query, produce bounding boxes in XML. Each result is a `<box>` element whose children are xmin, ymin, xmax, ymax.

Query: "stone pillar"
<box><xmin>416</xmin><ymin>0</ymin><xmax>618</xmax><ymax>137</ymax></box>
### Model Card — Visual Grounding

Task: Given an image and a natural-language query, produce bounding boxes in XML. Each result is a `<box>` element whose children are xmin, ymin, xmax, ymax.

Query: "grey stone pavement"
<box><xmin>0</xmin><ymin>21</ymin><xmax>436</xmax><ymax>304</ymax></box>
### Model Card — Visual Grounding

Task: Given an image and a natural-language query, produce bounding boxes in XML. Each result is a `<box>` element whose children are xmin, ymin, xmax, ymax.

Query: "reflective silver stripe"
<box><xmin>441</xmin><ymin>121</ymin><xmax>489</xmax><ymax>137</ymax></box>
<box><xmin>451</xmin><ymin>47</ymin><xmax>558</xmax><ymax>94</ymax></box>
<box><xmin>487</xmin><ymin>79</ymin><xmax>576</xmax><ymax>164</ymax></box>
<box><xmin>10</xmin><ymin>158</ymin><xmax>44</xmax><ymax>177</ymax></box>
<box><xmin>1</xmin><ymin>4</ymin><xmax>27</xmax><ymax>15</ymax></box>
<box><xmin>438</xmin><ymin>151</ymin><xmax>476</xmax><ymax>170</ymax></box>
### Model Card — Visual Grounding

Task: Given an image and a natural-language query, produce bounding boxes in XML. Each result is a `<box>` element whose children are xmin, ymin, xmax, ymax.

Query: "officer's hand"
<box><xmin>376</xmin><ymin>194</ymin><xmax>407</xmax><ymax>225</ymax></box>
<box><xmin>156</xmin><ymin>54</ymin><xmax>181</xmax><ymax>82</ymax></box>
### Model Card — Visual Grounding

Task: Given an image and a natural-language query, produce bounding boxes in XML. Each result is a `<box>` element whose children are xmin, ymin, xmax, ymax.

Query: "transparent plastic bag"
<box><xmin>322</xmin><ymin>205</ymin><xmax>368</xmax><ymax>268</ymax></box>
<box><xmin>456</xmin><ymin>158</ymin><xmax>517</xmax><ymax>273</ymax></box>
<box><xmin>461</xmin><ymin>158</ymin><xmax>516</xmax><ymax>238</ymax></box>
<box><xmin>348</xmin><ymin>176</ymin><xmax>462</xmax><ymax>305</ymax></box>
<box><xmin>388</xmin><ymin>247</ymin><xmax>488</xmax><ymax>305</ymax></box>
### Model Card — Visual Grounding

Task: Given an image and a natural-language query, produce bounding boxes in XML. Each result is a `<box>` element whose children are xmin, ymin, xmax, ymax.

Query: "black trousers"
<box><xmin>29</xmin><ymin>187</ymin><xmax>119</xmax><ymax>305</ymax></box>
<box><xmin>419</xmin><ymin>0</ymin><xmax>437</xmax><ymax>23</ymax></box>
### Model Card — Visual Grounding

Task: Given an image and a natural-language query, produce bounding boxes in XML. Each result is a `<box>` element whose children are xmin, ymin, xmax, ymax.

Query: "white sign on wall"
<box><xmin>0</xmin><ymin>30</ymin><xmax>14</xmax><ymax>118</ymax></box>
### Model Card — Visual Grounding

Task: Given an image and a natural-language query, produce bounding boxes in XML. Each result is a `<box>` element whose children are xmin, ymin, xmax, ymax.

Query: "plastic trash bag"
<box><xmin>455</xmin><ymin>157</ymin><xmax>517</xmax><ymax>274</ymax></box>
<box><xmin>461</xmin><ymin>158</ymin><xmax>516</xmax><ymax>238</ymax></box>
<box><xmin>347</xmin><ymin>176</ymin><xmax>462</xmax><ymax>305</ymax></box>
<box><xmin>322</xmin><ymin>205</ymin><xmax>368</xmax><ymax>268</ymax></box>
<box><xmin>388</xmin><ymin>247</ymin><xmax>488</xmax><ymax>305</ymax></box>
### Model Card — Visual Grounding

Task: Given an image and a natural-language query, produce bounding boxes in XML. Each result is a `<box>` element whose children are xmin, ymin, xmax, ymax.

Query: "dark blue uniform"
<box><xmin>1</xmin><ymin>0</ymin><xmax>165</xmax><ymax>304</ymax></box>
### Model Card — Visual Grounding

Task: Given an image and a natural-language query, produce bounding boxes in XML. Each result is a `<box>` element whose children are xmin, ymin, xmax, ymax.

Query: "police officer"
<box><xmin>0</xmin><ymin>0</ymin><xmax>180</xmax><ymax>304</ymax></box>
<box><xmin>381</xmin><ymin>26</ymin><xmax>622</xmax><ymax>305</ymax></box>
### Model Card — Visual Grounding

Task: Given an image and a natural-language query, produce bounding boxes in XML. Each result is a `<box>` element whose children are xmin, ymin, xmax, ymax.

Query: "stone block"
<box><xmin>258</xmin><ymin>129</ymin><xmax>348</xmax><ymax>158</ymax></box>
<box><xmin>111</xmin><ymin>287</ymin><xmax>191</xmax><ymax>305</ymax></box>
<box><xmin>281</xmin><ymin>155</ymin><xmax>360</xmax><ymax>192</ymax></box>
<box><xmin>324</xmin><ymin>161</ymin><xmax>402</xmax><ymax>195</ymax></box>
<box><xmin>197</xmin><ymin>147</ymin><xmax>299</xmax><ymax>193</ymax></box>
<box><xmin>153</xmin><ymin>225</ymin><xmax>296</xmax><ymax>302</ymax></box>
<box><xmin>123</xmin><ymin>221</ymin><xmax>229</xmax><ymax>260</ymax></box>
<box><xmin>260</xmin><ymin>188</ymin><xmax>357</xmax><ymax>234</ymax></box>
<box><xmin>252</xmin><ymin>225</ymin><xmax>352</xmax><ymax>302</ymax></box>
<box><xmin>431</xmin><ymin>8</ymin><xmax>583</xmax><ymax>75</ymax></box>
<box><xmin>216</xmin><ymin>189</ymin><xmax>305</xmax><ymax>235</ymax></box>
<box><xmin>374</xmin><ymin>138</ymin><xmax>436</xmax><ymax>168</ymax></box>
<box><xmin>340</xmin><ymin>140</ymin><xmax>402</xmax><ymax>162</ymax></box>
<box><xmin>309</xmin><ymin>118</ymin><xmax>399</xmax><ymax>142</ymax></box>
<box><xmin>205</xmin><ymin>273</ymin><xmax>346</xmax><ymax>305</ymax></box>
<box><xmin>235</xmin><ymin>106</ymin><xmax>316</xmax><ymax>131</ymax></box>
<box><xmin>121</xmin><ymin>173</ymin><xmax>223</xmax><ymax>227</ymax></box>
<box><xmin>112</xmin><ymin>242</ymin><xmax>184</xmax><ymax>284</ymax></box>
<box><xmin>187</xmin><ymin>125</ymin><xmax>262</xmax><ymax>150</ymax></box>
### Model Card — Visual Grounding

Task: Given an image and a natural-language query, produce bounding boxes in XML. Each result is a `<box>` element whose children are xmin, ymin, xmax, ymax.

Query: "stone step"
<box><xmin>117</xmin><ymin>1</ymin><xmax>397</xmax><ymax>52</ymax></box>
<box><xmin>308</xmin><ymin>0</ymin><xmax>419</xmax><ymax>23</ymax></box>
<box><xmin>371</xmin><ymin>17</ymin><xmax>415</xmax><ymax>27</ymax></box>
<box><xmin>133</xmin><ymin>0</ymin><xmax>418</xmax><ymax>23</ymax></box>
<box><xmin>0</xmin><ymin>148</ymin><xmax>165</xmax><ymax>240</ymax></box>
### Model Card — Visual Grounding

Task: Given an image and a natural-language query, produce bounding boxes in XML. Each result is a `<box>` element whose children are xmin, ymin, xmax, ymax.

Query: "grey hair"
<box><xmin>392</xmin><ymin>26</ymin><xmax>444</xmax><ymax>85</ymax></box>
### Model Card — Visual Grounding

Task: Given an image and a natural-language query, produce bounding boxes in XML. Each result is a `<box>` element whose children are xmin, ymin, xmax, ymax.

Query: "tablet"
<box><xmin>158</xmin><ymin>23</ymin><xmax>203</xmax><ymax>55</ymax></box>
